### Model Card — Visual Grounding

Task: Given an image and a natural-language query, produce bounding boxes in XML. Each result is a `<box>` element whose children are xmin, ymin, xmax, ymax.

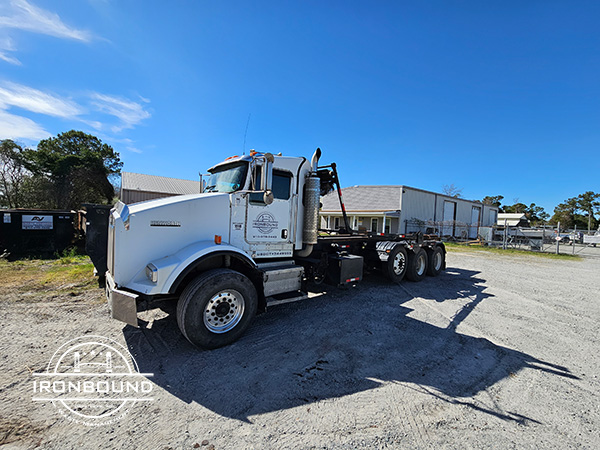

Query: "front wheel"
<box><xmin>406</xmin><ymin>248</ymin><xmax>428</xmax><ymax>282</ymax></box>
<box><xmin>176</xmin><ymin>269</ymin><xmax>257</xmax><ymax>349</ymax></box>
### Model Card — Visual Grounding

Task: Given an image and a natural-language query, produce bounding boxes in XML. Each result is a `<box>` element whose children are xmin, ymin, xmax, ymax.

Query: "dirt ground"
<box><xmin>1</xmin><ymin>249</ymin><xmax>599</xmax><ymax>449</ymax></box>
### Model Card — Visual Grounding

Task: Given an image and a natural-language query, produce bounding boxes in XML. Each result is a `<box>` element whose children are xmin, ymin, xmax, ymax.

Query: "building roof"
<box><xmin>121</xmin><ymin>172</ymin><xmax>202</xmax><ymax>195</ymax></box>
<box><xmin>321</xmin><ymin>185</ymin><xmax>403</xmax><ymax>212</ymax></box>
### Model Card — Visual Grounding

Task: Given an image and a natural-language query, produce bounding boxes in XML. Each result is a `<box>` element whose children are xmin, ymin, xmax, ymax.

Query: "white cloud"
<box><xmin>0</xmin><ymin>50</ymin><xmax>20</xmax><ymax>65</ymax></box>
<box><xmin>0</xmin><ymin>0</ymin><xmax>94</xmax><ymax>64</ymax></box>
<box><xmin>90</xmin><ymin>93</ymin><xmax>151</xmax><ymax>131</ymax></box>
<box><xmin>0</xmin><ymin>0</ymin><xmax>92</xmax><ymax>41</ymax></box>
<box><xmin>80</xmin><ymin>118</ymin><xmax>103</xmax><ymax>130</ymax></box>
<box><xmin>0</xmin><ymin>109</ymin><xmax>49</xmax><ymax>140</ymax></box>
<box><xmin>0</xmin><ymin>37</ymin><xmax>20</xmax><ymax>65</ymax></box>
<box><xmin>0</xmin><ymin>81</ymin><xmax>82</xmax><ymax>118</ymax></box>
<box><xmin>126</xmin><ymin>146</ymin><xmax>143</xmax><ymax>154</ymax></box>
<box><xmin>0</xmin><ymin>80</ymin><xmax>151</xmax><ymax>142</ymax></box>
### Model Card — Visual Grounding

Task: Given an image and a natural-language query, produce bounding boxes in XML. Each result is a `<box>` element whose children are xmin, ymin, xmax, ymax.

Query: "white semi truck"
<box><xmin>106</xmin><ymin>149</ymin><xmax>446</xmax><ymax>348</ymax></box>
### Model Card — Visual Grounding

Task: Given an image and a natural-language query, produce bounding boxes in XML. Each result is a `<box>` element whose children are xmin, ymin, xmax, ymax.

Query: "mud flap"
<box><xmin>108</xmin><ymin>287</ymin><xmax>139</xmax><ymax>327</ymax></box>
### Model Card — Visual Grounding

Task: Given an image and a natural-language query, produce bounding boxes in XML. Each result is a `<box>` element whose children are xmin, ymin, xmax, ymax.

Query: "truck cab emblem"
<box><xmin>252</xmin><ymin>212</ymin><xmax>278</xmax><ymax>234</ymax></box>
<box><xmin>150</xmin><ymin>220</ymin><xmax>181</xmax><ymax>227</ymax></box>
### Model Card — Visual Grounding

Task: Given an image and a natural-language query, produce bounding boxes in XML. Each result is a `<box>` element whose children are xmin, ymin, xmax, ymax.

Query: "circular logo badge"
<box><xmin>253</xmin><ymin>212</ymin><xmax>278</xmax><ymax>234</ymax></box>
<box><xmin>32</xmin><ymin>335</ymin><xmax>153</xmax><ymax>426</ymax></box>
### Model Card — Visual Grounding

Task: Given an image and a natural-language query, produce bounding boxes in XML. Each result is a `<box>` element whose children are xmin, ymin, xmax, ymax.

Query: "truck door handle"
<box><xmin>282</xmin><ymin>229</ymin><xmax>288</xmax><ymax>239</ymax></box>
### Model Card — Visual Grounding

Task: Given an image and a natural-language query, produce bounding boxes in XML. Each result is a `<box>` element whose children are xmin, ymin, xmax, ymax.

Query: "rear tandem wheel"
<box><xmin>385</xmin><ymin>245</ymin><xmax>408</xmax><ymax>283</ymax></box>
<box><xmin>425</xmin><ymin>245</ymin><xmax>445</xmax><ymax>276</ymax></box>
<box><xmin>405</xmin><ymin>247</ymin><xmax>428</xmax><ymax>282</ymax></box>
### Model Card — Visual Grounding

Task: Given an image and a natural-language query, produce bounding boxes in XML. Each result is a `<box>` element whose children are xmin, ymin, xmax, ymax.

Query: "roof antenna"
<box><xmin>243</xmin><ymin>113</ymin><xmax>251</xmax><ymax>155</ymax></box>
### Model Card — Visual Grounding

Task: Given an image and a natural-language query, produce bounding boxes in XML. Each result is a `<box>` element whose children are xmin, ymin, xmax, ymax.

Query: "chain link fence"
<box><xmin>404</xmin><ymin>218</ymin><xmax>600</xmax><ymax>257</ymax></box>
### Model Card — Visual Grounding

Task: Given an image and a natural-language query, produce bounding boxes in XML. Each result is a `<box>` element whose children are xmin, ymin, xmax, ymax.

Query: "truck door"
<box><xmin>245</xmin><ymin>168</ymin><xmax>294</xmax><ymax>257</ymax></box>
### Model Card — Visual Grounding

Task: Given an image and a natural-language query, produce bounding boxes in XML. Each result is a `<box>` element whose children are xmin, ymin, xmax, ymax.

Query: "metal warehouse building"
<box><xmin>320</xmin><ymin>185</ymin><xmax>499</xmax><ymax>239</ymax></box>
<box><xmin>120</xmin><ymin>172</ymin><xmax>202</xmax><ymax>204</ymax></box>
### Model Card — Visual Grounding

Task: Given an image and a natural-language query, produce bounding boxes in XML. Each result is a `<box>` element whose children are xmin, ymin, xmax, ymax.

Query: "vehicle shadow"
<box><xmin>123</xmin><ymin>266</ymin><xmax>577</xmax><ymax>423</ymax></box>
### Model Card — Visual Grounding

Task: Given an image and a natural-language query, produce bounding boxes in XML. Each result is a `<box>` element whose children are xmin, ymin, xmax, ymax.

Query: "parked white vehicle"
<box><xmin>106</xmin><ymin>149</ymin><xmax>446</xmax><ymax>348</ymax></box>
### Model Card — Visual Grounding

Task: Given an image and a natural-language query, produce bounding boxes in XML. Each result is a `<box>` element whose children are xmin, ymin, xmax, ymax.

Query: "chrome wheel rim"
<box><xmin>434</xmin><ymin>252</ymin><xmax>442</xmax><ymax>271</ymax></box>
<box><xmin>393</xmin><ymin>252</ymin><xmax>406</xmax><ymax>275</ymax></box>
<box><xmin>204</xmin><ymin>289</ymin><xmax>245</xmax><ymax>333</ymax></box>
<box><xmin>416</xmin><ymin>255</ymin><xmax>426</xmax><ymax>276</ymax></box>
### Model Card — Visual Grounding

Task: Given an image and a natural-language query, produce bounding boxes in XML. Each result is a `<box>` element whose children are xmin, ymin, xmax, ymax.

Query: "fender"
<box><xmin>375</xmin><ymin>240</ymin><xmax>409</xmax><ymax>261</ymax></box>
<box><xmin>124</xmin><ymin>240</ymin><xmax>256</xmax><ymax>296</ymax></box>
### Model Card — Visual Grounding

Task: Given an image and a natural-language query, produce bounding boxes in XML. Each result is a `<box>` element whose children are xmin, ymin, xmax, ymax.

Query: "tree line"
<box><xmin>0</xmin><ymin>130</ymin><xmax>122</xmax><ymax>211</ymax></box>
<box><xmin>482</xmin><ymin>193</ymin><xmax>600</xmax><ymax>231</ymax></box>
<box><xmin>2</xmin><ymin>132</ymin><xmax>598</xmax><ymax>231</ymax></box>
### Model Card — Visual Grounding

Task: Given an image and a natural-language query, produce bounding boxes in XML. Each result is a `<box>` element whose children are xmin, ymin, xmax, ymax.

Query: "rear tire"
<box><xmin>425</xmin><ymin>246</ymin><xmax>444</xmax><ymax>277</ymax></box>
<box><xmin>385</xmin><ymin>245</ymin><xmax>408</xmax><ymax>283</ymax></box>
<box><xmin>177</xmin><ymin>269</ymin><xmax>257</xmax><ymax>349</ymax></box>
<box><xmin>406</xmin><ymin>248</ymin><xmax>428</xmax><ymax>282</ymax></box>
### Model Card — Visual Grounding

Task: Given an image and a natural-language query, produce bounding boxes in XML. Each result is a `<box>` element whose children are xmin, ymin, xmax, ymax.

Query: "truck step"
<box><xmin>262</xmin><ymin>265</ymin><xmax>304</xmax><ymax>296</ymax></box>
<box><xmin>266</xmin><ymin>291</ymin><xmax>309</xmax><ymax>307</ymax></box>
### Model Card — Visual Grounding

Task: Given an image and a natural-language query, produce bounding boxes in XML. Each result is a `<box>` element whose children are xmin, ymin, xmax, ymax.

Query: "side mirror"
<box><xmin>263</xmin><ymin>190</ymin><xmax>274</xmax><ymax>205</ymax></box>
<box><xmin>249</xmin><ymin>153</ymin><xmax>275</xmax><ymax>204</ymax></box>
<box><xmin>262</xmin><ymin>153</ymin><xmax>274</xmax><ymax>192</ymax></box>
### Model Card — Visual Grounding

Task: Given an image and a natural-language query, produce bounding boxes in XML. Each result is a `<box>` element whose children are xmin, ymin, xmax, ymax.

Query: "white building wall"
<box><xmin>320</xmin><ymin>186</ymin><xmax>498</xmax><ymax>238</ymax></box>
<box><xmin>402</xmin><ymin>187</ymin><xmax>498</xmax><ymax>237</ymax></box>
<box><xmin>399</xmin><ymin>189</ymin><xmax>437</xmax><ymax>232</ymax></box>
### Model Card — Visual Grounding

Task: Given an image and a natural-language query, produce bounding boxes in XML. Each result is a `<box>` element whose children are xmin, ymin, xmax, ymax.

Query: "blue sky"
<box><xmin>0</xmin><ymin>1</ymin><xmax>598</xmax><ymax>214</ymax></box>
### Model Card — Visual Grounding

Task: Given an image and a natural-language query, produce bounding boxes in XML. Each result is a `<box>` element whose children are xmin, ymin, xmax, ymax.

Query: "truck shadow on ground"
<box><xmin>123</xmin><ymin>267</ymin><xmax>578</xmax><ymax>423</ymax></box>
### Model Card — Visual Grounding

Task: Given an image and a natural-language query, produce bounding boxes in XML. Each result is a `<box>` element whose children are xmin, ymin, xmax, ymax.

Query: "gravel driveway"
<box><xmin>1</xmin><ymin>250</ymin><xmax>599</xmax><ymax>449</ymax></box>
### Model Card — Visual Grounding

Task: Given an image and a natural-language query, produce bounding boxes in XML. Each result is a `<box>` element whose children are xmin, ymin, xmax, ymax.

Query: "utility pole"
<box><xmin>542</xmin><ymin>221</ymin><xmax>545</xmax><ymax>252</ymax></box>
<box><xmin>556</xmin><ymin>221</ymin><xmax>560</xmax><ymax>255</ymax></box>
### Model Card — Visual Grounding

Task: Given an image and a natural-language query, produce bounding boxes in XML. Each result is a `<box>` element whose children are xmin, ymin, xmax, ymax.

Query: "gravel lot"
<box><xmin>1</xmin><ymin>250</ymin><xmax>599</xmax><ymax>449</ymax></box>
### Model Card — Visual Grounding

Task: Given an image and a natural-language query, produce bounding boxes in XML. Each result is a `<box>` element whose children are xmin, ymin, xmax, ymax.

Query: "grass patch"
<box><xmin>41</xmin><ymin>262</ymin><xmax>96</xmax><ymax>287</ymax></box>
<box><xmin>0</xmin><ymin>255</ymin><xmax>100</xmax><ymax>301</ymax></box>
<box><xmin>55</xmin><ymin>246</ymin><xmax>88</xmax><ymax>265</ymax></box>
<box><xmin>443</xmin><ymin>242</ymin><xmax>581</xmax><ymax>260</ymax></box>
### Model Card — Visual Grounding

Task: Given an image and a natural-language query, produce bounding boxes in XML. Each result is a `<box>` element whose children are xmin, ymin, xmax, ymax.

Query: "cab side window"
<box><xmin>272</xmin><ymin>170</ymin><xmax>291</xmax><ymax>200</ymax></box>
<box><xmin>249</xmin><ymin>169</ymin><xmax>292</xmax><ymax>203</ymax></box>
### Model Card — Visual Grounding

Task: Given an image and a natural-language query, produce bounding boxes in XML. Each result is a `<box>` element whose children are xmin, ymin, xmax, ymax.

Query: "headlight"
<box><xmin>145</xmin><ymin>264</ymin><xmax>158</xmax><ymax>283</ymax></box>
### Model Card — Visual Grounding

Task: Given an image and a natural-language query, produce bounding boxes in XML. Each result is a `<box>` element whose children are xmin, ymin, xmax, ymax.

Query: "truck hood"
<box><xmin>127</xmin><ymin>192</ymin><xmax>228</xmax><ymax>214</ymax></box>
<box><xmin>111</xmin><ymin>192</ymin><xmax>232</xmax><ymax>287</ymax></box>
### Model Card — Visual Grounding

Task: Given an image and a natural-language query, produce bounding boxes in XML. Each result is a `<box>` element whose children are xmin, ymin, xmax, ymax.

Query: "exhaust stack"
<box><xmin>302</xmin><ymin>148</ymin><xmax>321</xmax><ymax>247</ymax></box>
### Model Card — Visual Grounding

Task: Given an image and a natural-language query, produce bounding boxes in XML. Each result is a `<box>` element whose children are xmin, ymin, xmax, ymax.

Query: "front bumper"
<box><xmin>105</xmin><ymin>271</ymin><xmax>139</xmax><ymax>327</ymax></box>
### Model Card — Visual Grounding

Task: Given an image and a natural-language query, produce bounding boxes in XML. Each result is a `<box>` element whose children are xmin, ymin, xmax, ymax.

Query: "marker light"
<box><xmin>145</xmin><ymin>264</ymin><xmax>158</xmax><ymax>283</ymax></box>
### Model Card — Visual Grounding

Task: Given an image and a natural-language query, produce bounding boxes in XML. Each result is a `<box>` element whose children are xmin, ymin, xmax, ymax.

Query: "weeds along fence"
<box><xmin>404</xmin><ymin>218</ymin><xmax>600</xmax><ymax>257</ymax></box>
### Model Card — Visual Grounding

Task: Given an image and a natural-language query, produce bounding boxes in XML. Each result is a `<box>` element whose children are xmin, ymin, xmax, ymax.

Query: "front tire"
<box><xmin>406</xmin><ymin>248</ymin><xmax>428</xmax><ymax>282</ymax></box>
<box><xmin>177</xmin><ymin>269</ymin><xmax>257</xmax><ymax>349</ymax></box>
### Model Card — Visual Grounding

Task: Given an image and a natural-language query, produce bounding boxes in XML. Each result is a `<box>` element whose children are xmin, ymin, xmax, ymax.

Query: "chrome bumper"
<box><xmin>105</xmin><ymin>272</ymin><xmax>139</xmax><ymax>327</ymax></box>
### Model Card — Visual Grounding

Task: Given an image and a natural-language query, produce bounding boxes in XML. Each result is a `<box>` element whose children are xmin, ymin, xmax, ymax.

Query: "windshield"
<box><xmin>205</xmin><ymin>162</ymin><xmax>248</xmax><ymax>193</ymax></box>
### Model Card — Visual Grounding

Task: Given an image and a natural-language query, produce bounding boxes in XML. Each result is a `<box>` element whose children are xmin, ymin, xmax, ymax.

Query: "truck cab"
<box><xmin>106</xmin><ymin>150</ymin><xmax>321</xmax><ymax>348</ymax></box>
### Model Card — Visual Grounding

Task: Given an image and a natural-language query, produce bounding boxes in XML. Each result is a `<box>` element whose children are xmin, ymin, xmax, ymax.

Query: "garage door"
<box><xmin>442</xmin><ymin>201</ymin><xmax>456</xmax><ymax>236</ymax></box>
